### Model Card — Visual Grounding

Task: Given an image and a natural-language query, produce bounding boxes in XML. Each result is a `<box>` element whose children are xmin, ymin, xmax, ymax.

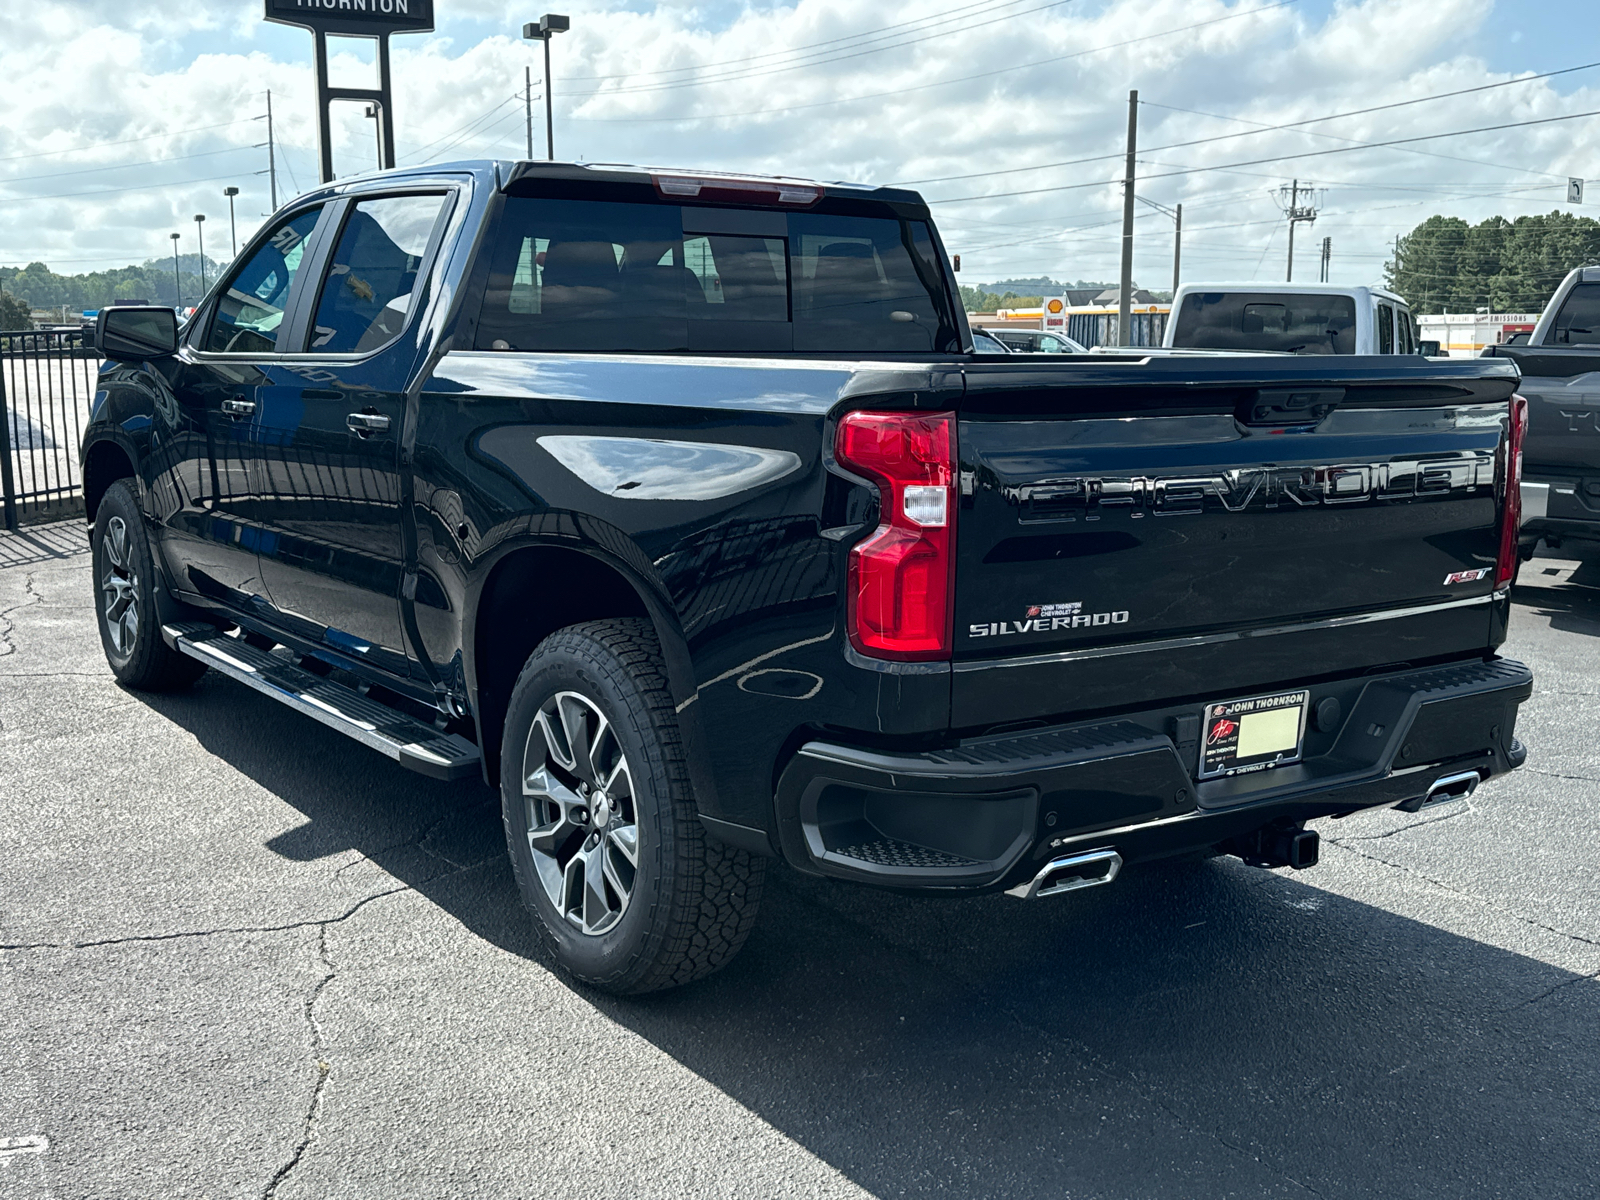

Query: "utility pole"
<box><xmin>1320</xmin><ymin>236</ymin><xmax>1331</xmax><ymax>283</ymax></box>
<box><xmin>1118</xmin><ymin>88</ymin><xmax>1137</xmax><ymax>347</ymax></box>
<box><xmin>1279</xmin><ymin>179</ymin><xmax>1319</xmax><ymax>282</ymax></box>
<box><xmin>1173</xmin><ymin>202</ymin><xmax>1181</xmax><ymax>295</ymax></box>
<box><xmin>525</xmin><ymin>65</ymin><xmax>534</xmax><ymax>160</ymax></box>
<box><xmin>1135</xmin><ymin>194</ymin><xmax>1181</xmax><ymax>298</ymax></box>
<box><xmin>170</xmin><ymin>233</ymin><xmax>181</xmax><ymax>307</ymax></box>
<box><xmin>266</xmin><ymin>90</ymin><xmax>279</xmax><ymax>210</ymax></box>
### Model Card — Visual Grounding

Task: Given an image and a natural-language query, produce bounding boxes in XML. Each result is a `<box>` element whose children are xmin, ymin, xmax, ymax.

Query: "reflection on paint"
<box><xmin>537</xmin><ymin>434</ymin><xmax>801</xmax><ymax>501</ymax></box>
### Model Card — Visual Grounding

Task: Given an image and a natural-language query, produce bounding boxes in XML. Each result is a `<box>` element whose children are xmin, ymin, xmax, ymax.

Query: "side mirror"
<box><xmin>1417</xmin><ymin>340</ymin><xmax>1440</xmax><ymax>357</ymax></box>
<box><xmin>95</xmin><ymin>306</ymin><xmax>178</xmax><ymax>361</ymax></box>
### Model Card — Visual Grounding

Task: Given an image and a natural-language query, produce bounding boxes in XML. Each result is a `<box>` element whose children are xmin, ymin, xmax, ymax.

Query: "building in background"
<box><xmin>1417</xmin><ymin>312</ymin><xmax>1541</xmax><ymax>357</ymax></box>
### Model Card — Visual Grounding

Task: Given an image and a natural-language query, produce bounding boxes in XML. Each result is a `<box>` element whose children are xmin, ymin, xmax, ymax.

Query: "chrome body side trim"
<box><xmin>954</xmin><ymin>592</ymin><xmax>1504</xmax><ymax>673</ymax></box>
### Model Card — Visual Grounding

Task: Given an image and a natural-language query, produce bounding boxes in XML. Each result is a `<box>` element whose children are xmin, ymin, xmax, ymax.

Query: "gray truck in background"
<box><xmin>1483</xmin><ymin>266</ymin><xmax>1600</xmax><ymax>551</ymax></box>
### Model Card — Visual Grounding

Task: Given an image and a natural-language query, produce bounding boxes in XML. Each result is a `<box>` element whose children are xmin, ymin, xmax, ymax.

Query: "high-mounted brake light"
<box><xmin>835</xmin><ymin>410</ymin><xmax>957</xmax><ymax>661</ymax></box>
<box><xmin>1496</xmin><ymin>393</ymin><xmax>1528</xmax><ymax>588</ymax></box>
<box><xmin>651</xmin><ymin>173</ymin><xmax>823</xmax><ymax>207</ymax></box>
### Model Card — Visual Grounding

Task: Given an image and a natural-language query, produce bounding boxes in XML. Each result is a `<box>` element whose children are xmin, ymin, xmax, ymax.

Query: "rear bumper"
<box><xmin>773</xmin><ymin>657</ymin><xmax>1533</xmax><ymax>892</ymax></box>
<box><xmin>1522</xmin><ymin>475</ymin><xmax>1600</xmax><ymax>545</ymax></box>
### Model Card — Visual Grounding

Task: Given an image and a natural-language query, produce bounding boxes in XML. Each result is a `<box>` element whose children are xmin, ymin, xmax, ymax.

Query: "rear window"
<box><xmin>474</xmin><ymin>197</ymin><xmax>955</xmax><ymax>354</ymax></box>
<box><xmin>1549</xmin><ymin>283</ymin><xmax>1600</xmax><ymax>345</ymax></box>
<box><xmin>1171</xmin><ymin>291</ymin><xmax>1358</xmax><ymax>354</ymax></box>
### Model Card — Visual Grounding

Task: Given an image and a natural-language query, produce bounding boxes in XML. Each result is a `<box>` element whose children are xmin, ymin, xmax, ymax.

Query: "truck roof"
<box><xmin>288</xmin><ymin>158</ymin><xmax>927</xmax><ymax>211</ymax></box>
<box><xmin>1173</xmin><ymin>281</ymin><xmax>1408</xmax><ymax>305</ymax></box>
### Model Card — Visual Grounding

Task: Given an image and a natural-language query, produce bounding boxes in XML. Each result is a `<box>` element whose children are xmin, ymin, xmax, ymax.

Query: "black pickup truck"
<box><xmin>83</xmin><ymin>160</ymin><xmax>1532</xmax><ymax>994</ymax></box>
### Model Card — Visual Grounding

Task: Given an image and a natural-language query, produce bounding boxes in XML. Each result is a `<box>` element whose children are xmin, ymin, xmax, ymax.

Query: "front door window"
<box><xmin>205</xmin><ymin>207</ymin><xmax>322</xmax><ymax>354</ymax></box>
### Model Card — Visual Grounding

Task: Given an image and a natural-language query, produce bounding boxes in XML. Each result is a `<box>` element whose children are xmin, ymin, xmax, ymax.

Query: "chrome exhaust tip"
<box><xmin>1396</xmin><ymin>769</ymin><xmax>1482</xmax><ymax>814</ymax></box>
<box><xmin>1006</xmin><ymin>848</ymin><xmax>1122</xmax><ymax>900</ymax></box>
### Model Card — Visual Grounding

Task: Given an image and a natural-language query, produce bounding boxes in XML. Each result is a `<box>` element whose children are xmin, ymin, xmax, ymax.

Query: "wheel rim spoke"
<box><xmin>523</xmin><ymin>689</ymin><xmax>639</xmax><ymax>937</ymax></box>
<box><xmin>99</xmin><ymin>518</ymin><xmax>138</xmax><ymax>657</ymax></box>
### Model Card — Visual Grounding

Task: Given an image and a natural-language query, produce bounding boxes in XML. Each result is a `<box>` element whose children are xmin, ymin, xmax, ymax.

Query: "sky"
<box><xmin>5</xmin><ymin>0</ymin><xmax>1600</xmax><ymax>293</ymax></box>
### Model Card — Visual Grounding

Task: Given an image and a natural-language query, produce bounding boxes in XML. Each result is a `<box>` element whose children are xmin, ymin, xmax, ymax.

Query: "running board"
<box><xmin>162</xmin><ymin>622</ymin><xmax>481</xmax><ymax>781</ymax></box>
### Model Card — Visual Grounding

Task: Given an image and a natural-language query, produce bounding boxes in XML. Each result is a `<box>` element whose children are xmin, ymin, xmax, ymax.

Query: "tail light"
<box><xmin>1495</xmin><ymin>393</ymin><xmax>1528</xmax><ymax>588</ymax></box>
<box><xmin>835</xmin><ymin>410</ymin><xmax>957</xmax><ymax>661</ymax></box>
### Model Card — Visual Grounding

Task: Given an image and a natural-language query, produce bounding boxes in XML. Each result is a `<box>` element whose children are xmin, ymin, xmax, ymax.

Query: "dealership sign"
<box><xmin>264</xmin><ymin>0</ymin><xmax>434</xmax><ymax>37</ymax></box>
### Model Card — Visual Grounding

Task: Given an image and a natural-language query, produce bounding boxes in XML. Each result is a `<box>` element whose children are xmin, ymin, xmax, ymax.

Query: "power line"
<box><xmin>404</xmin><ymin>94</ymin><xmax>521</xmax><ymax>160</ymax></box>
<box><xmin>5</xmin><ymin>170</ymin><xmax>255</xmax><ymax>204</ymax></box>
<box><xmin>566</xmin><ymin>0</ymin><xmax>1298</xmax><ymax>123</ymax></box>
<box><xmin>0</xmin><ymin>119</ymin><xmax>255</xmax><ymax>166</ymax></box>
<box><xmin>562</xmin><ymin>0</ymin><xmax>1044</xmax><ymax>83</ymax></box>
<box><xmin>0</xmin><ymin>145</ymin><xmax>257</xmax><ymax>188</ymax></box>
<box><xmin>928</xmin><ymin>106</ymin><xmax>1600</xmax><ymax>204</ymax></box>
<box><xmin>562</xmin><ymin>0</ymin><xmax>1080</xmax><ymax>98</ymax></box>
<box><xmin>903</xmin><ymin>57</ymin><xmax>1600</xmax><ymax>188</ymax></box>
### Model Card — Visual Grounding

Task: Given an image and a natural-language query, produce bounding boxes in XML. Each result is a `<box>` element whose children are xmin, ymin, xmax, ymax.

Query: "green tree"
<box><xmin>1388</xmin><ymin>211</ymin><xmax>1600</xmax><ymax>313</ymax></box>
<box><xmin>0</xmin><ymin>290</ymin><xmax>31</xmax><ymax>330</ymax></box>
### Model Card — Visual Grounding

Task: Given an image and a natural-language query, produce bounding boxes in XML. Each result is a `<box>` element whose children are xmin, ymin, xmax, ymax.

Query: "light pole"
<box><xmin>1135</xmin><ymin>195</ymin><xmax>1182</xmax><ymax>295</ymax></box>
<box><xmin>522</xmin><ymin>14</ymin><xmax>570</xmax><ymax>160</ymax></box>
<box><xmin>194</xmin><ymin>214</ymin><xmax>207</xmax><ymax>296</ymax></box>
<box><xmin>170</xmin><ymin>232</ymin><xmax>182</xmax><ymax>307</ymax></box>
<box><xmin>223</xmin><ymin>187</ymin><xmax>240</xmax><ymax>258</ymax></box>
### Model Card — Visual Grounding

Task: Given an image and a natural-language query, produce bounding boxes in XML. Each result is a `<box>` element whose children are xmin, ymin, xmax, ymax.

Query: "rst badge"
<box><xmin>1443</xmin><ymin>567</ymin><xmax>1491</xmax><ymax>585</ymax></box>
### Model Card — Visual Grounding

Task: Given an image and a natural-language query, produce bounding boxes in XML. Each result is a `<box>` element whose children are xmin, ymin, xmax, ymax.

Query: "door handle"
<box><xmin>221</xmin><ymin>397</ymin><xmax>256</xmax><ymax>418</ymax></box>
<box><xmin>346</xmin><ymin>411</ymin><xmax>391</xmax><ymax>436</ymax></box>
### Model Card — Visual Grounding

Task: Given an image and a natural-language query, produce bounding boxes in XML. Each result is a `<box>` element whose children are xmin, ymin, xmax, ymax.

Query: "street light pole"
<box><xmin>522</xmin><ymin>15</ymin><xmax>570</xmax><ymax>161</ymax></box>
<box><xmin>224</xmin><ymin>187</ymin><xmax>240</xmax><ymax>258</ymax></box>
<box><xmin>194</xmin><ymin>215</ymin><xmax>207</xmax><ymax>296</ymax></box>
<box><xmin>170</xmin><ymin>232</ymin><xmax>182</xmax><ymax>307</ymax></box>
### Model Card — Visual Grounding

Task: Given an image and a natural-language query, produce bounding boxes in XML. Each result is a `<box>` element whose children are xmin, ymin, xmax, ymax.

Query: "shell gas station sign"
<box><xmin>1042</xmin><ymin>297</ymin><xmax>1067</xmax><ymax>333</ymax></box>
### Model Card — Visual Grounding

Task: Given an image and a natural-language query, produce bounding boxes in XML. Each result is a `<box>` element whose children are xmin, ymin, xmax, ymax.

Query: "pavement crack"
<box><xmin>72</xmin><ymin>886</ymin><xmax>412</xmax><ymax>949</ymax></box>
<box><xmin>1324</xmin><ymin>839</ymin><xmax>1600</xmax><ymax>950</ymax></box>
<box><xmin>1499</xmin><ymin>967</ymin><xmax>1600</xmax><ymax>1015</ymax></box>
<box><xmin>1325</xmin><ymin>804</ymin><xmax>1474</xmax><ymax>841</ymax></box>
<box><xmin>1523</xmin><ymin>766</ymin><xmax>1600</xmax><ymax>784</ymax></box>
<box><xmin>263</xmin><ymin>924</ymin><xmax>336</xmax><ymax>1200</ymax></box>
<box><xmin>0</xmin><ymin>572</ymin><xmax>41</xmax><ymax>658</ymax></box>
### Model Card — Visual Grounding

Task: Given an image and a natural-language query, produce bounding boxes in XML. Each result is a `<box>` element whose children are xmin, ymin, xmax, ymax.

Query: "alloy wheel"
<box><xmin>522</xmin><ymin>690</ymin><xmax>640</xmax><ymax>936</ymax></box>
<box><xmin>100</xmin><ymin>516</ymin><xmax>139</xmax><ymax>658</ymax></box>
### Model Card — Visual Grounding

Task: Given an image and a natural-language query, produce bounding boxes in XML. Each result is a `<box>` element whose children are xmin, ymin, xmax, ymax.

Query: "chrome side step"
<box><xmin>162</xmin><ymin>622</ymin><xmax>480</xmax><ymax>781</ymax></box>
<box><xmin>1006</xmin><ymin>848</ymin><xmax>1122</xmax><ymax>899</ymax></box>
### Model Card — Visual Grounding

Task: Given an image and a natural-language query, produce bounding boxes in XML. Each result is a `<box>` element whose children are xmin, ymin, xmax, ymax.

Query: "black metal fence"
<box><xmin>0</xmin><ymin>329</ymin><xmax>97</xmax><ymax>530</ymax></box>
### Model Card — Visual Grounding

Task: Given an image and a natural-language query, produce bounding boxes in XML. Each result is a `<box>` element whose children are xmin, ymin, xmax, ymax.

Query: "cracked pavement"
<box><xmin>1</xmin><ymin>525</ymin><xmax>1598</xmax><ymax>1199</ymax></box>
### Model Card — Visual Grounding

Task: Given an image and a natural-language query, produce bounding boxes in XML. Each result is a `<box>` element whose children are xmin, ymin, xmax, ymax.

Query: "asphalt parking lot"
<box><xmin>1</xmin><ymin>523</ymin><xmax>1597</xmax><ymax>1199</ymax></box>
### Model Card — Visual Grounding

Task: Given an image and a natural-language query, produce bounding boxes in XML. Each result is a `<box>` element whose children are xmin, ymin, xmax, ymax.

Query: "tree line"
<box><xmin>1386</xmin><ymin>211</ymin><xmax>1600</xmax><ymax>314</ymax></box>
<box><xmin>0</xmin><ymin>254</ymin><xmax>225</xmax><ymax>322</ymax></box>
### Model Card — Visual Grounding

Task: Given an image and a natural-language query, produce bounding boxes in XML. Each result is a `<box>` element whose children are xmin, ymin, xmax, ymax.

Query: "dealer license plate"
<box><xmin>1197</xmin><ymin>689</ymin><xmax>1309</xmax><ymax>779</ymax></box>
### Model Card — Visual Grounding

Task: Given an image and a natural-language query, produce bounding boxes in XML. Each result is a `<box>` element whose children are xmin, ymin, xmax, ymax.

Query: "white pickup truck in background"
<box><xmin>1163</xmin><ymin>282</ymin><xmax>1419</xmax><ymax>355</ymax></box>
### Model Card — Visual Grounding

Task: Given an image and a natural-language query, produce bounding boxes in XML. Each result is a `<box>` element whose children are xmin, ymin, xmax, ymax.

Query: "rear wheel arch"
<box><xmin>467</xmin><ymin>542</ymin><xmax>700</xmax><ymax>785</ymax></box>
<box><xmin>83</xmin><ymin>438</ymin><xmax>137</xmax><ymax>523</ymax></box>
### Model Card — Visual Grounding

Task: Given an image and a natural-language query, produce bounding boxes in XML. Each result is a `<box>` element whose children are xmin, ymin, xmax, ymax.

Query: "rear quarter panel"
<box><xmin>414</xmin><ymin>351</ymin><xmax>960</xmax><ymax>828</ymax></box>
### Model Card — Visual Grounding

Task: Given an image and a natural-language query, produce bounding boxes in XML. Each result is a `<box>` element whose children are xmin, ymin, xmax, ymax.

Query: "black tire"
<box><xmin>500</xmin><ymin>618</ymin><xmax>763</xmax><ymax>994</ymax></box>
<box><xmin>91</xmin><ymin>480</ymin><xmax>207</xmax><ymax>692</ymax></box>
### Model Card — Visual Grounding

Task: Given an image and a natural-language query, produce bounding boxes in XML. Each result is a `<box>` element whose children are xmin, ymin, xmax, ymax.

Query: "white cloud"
<box><xmin>1</xmin><ymin>0</ymin><xmax>1594</xmax><ymax>297</ymax></box>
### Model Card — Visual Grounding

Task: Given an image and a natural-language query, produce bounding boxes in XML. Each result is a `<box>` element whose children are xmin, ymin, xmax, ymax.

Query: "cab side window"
<box><xmin>204</xmin><ymin>206</ymin><xmax>322</xmax><ymax>354</ymax></box>
<box><xmin>307</xmin><ymin>194</ymin><xmax>448</xmax><ymax>354</ymax></box>
<box><xmin>1377</xmin><ymin>303</ymin><xmax>1395</xmax><ymax>354</ymax></box>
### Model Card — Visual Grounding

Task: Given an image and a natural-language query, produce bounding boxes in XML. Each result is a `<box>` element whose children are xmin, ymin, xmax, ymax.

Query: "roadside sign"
<box><xmin>1569</xmin><ymin>177</ymin><xmax>1585</xmax><ymax>204</ymax></box>
<box><xmin>264</xmin><ymin>0</ymin><xmax>434</xmax><ymax>36</ymax></box>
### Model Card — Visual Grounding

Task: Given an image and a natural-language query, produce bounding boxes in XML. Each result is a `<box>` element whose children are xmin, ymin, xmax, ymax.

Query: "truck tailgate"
<box><xmin>1482</xmin><ymin>347</ymin><xmax>1600</xmax><ymax>472</ymax></box>
<box><xmin>951</xmin><ymin>357</ymin><xmax>1518</xmax><ymax>728</ymax></box>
